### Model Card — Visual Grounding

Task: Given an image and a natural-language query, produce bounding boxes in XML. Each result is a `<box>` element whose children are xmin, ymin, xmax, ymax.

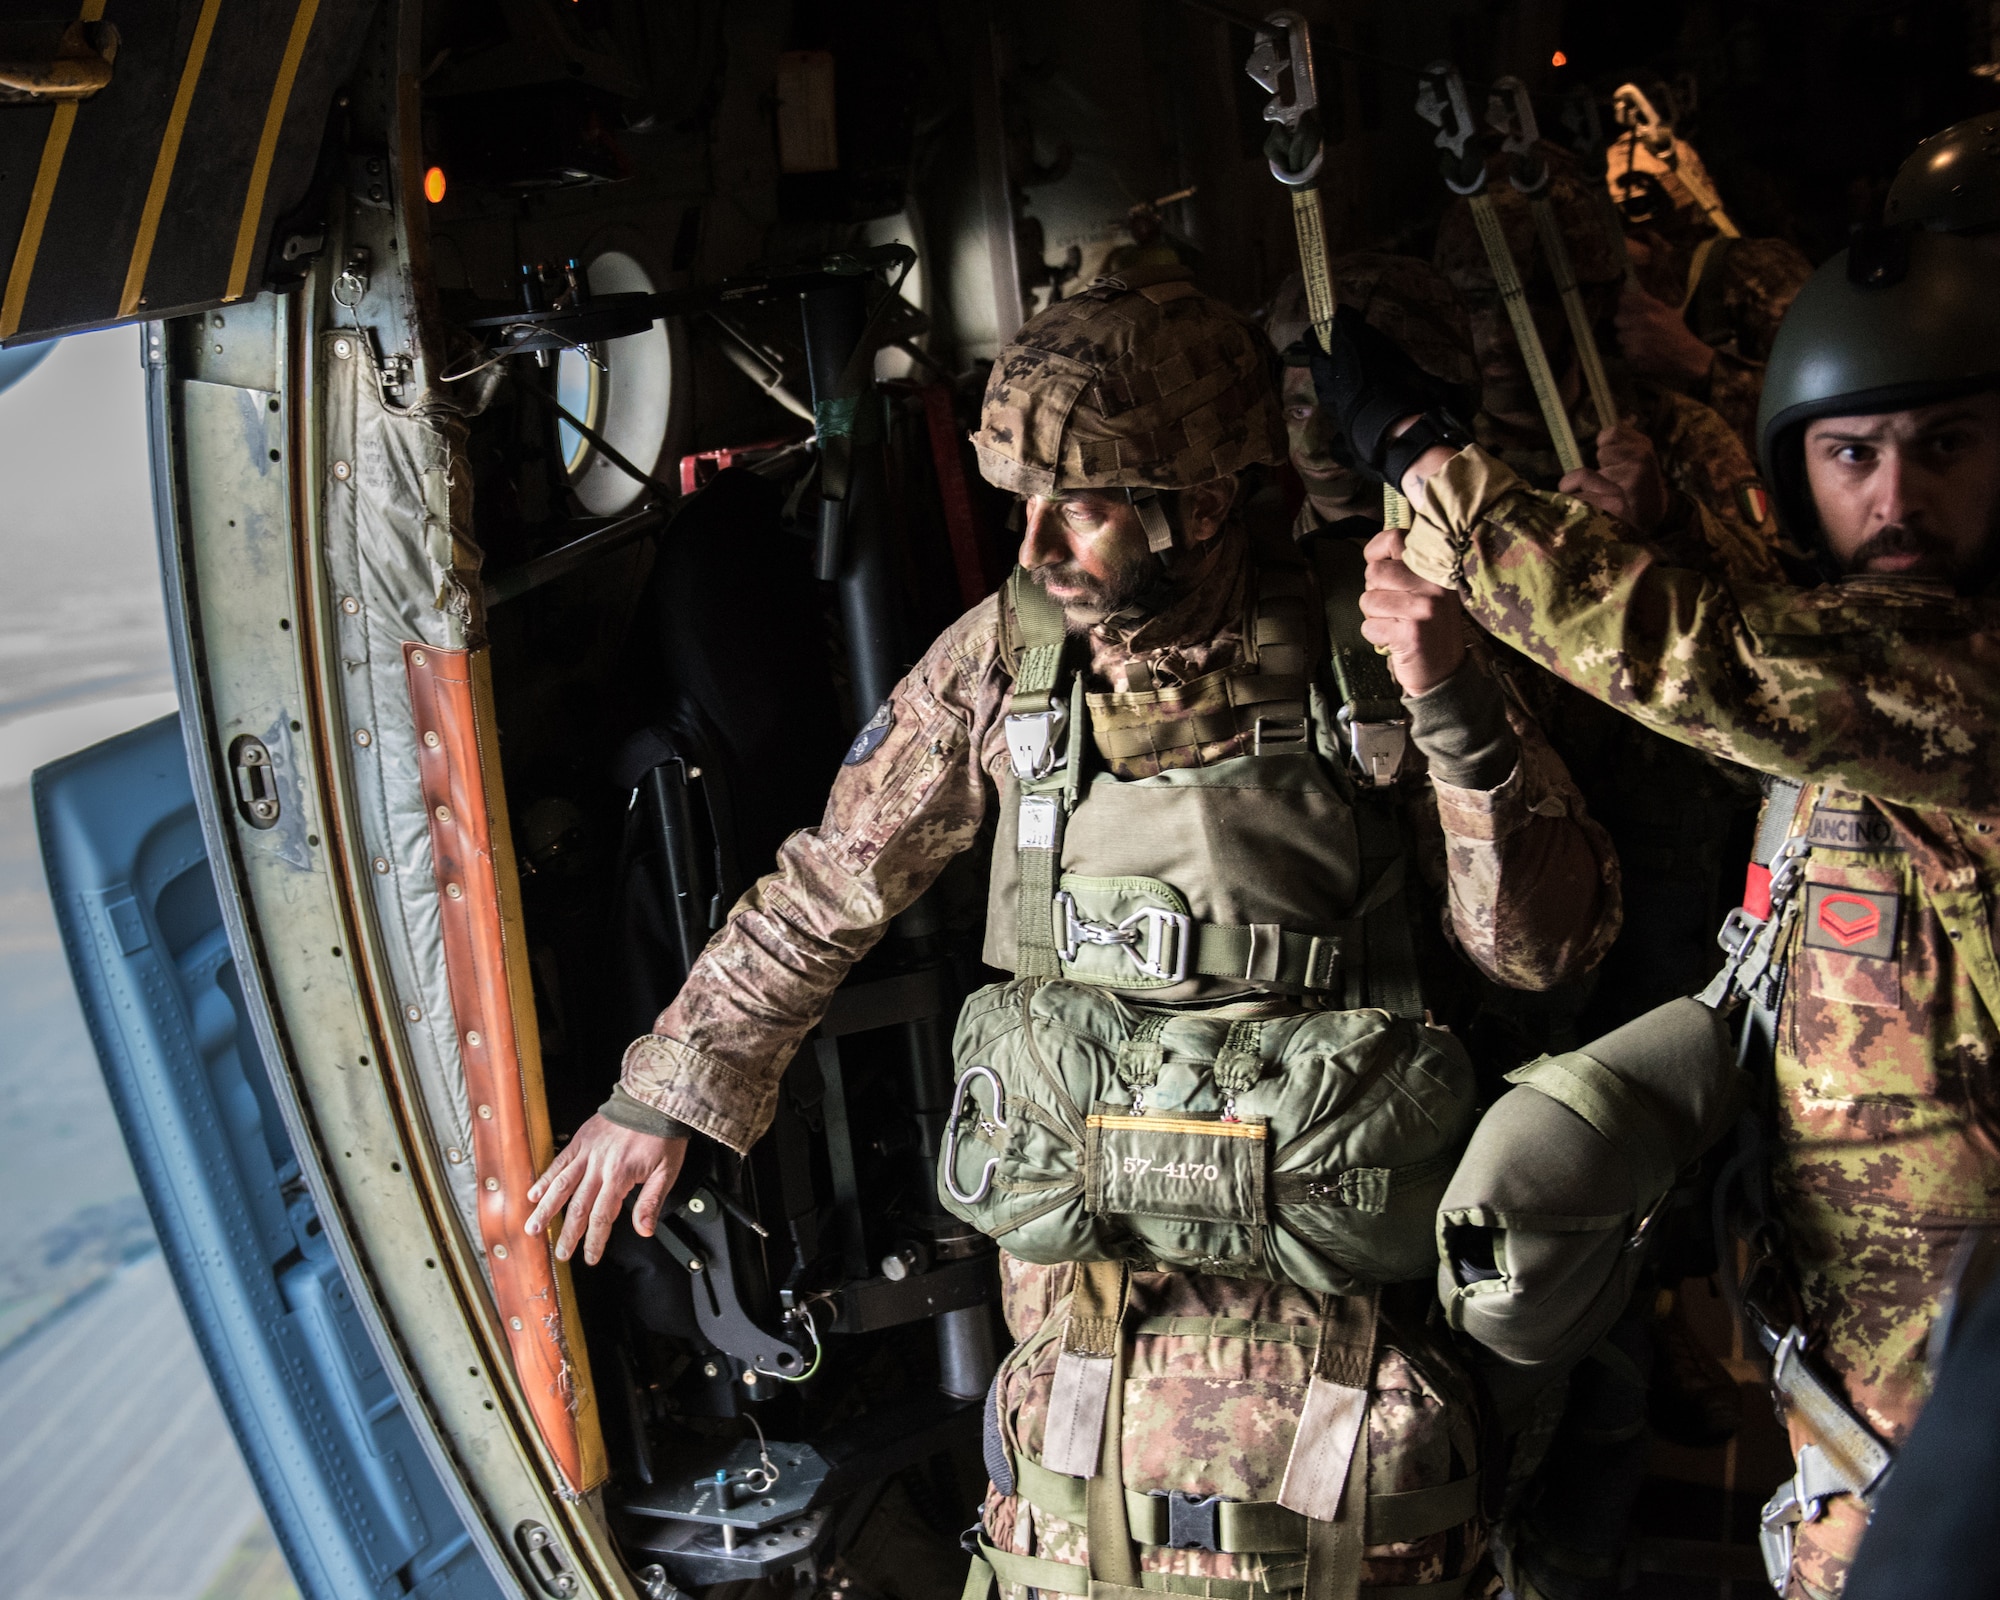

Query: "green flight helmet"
<box><xmin>1757</xmin><ymin>228</ymin><xmax>2000</xmax><ymax>542</ymax></box>
<box><xmin>1884</xmin><ymin>114</ymin><xmax>2000</xmax><ymax>235</ymax></box>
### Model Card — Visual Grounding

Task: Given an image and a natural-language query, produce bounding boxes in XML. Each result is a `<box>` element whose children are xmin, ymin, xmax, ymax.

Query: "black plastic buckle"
<box><xmin>1165</xmin><ymin>1491</ymin><xmax>1224</xmax><ymax>1552</ymax></box>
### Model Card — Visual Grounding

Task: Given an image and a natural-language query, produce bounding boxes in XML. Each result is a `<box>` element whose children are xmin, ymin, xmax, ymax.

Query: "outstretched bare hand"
<box><xmin>524</xmin><ymin>1114</ymin><xmax>687</xmax><ymax>1266</ymax></box>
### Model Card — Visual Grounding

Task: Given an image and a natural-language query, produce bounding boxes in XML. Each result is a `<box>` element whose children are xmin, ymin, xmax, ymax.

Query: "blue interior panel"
<box><xmin>35</xmin><ymin>714</ymin><xmax>505</xmax><ymax>1600</ymax></box>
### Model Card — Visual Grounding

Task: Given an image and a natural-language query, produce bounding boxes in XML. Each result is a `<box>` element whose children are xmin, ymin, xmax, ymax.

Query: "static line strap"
<box><xmin>1530</xmin><ymin>196</ymin><xmax>1618</xmax><ymax>437</ymax></box>
<box><xmin>1291</xmin><ymin>184</ymin><xmax>1338</xmax><ymax>342</ymax></box>
<box><xmin>1467</xmin><ymin>193</ymin><xmax>1582</xmax><ymax>474</ymax></box>
<box><xmin>1381</xmin><ymin>486</ymin><xmax>1412</xmax><ymax>530</ymax></box>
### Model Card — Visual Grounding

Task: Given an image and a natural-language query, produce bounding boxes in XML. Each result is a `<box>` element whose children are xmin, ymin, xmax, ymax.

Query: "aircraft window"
<box><xmin>559</xmin><ymin>249</ymin><xmax>684</xmax><ymax>517</ymax></box>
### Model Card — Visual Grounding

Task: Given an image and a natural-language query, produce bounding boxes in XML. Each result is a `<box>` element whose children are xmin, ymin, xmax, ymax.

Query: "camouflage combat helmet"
<box><xmin>972</xmin><ymin>262</ymin><xmax>1286</xmax><ymax>497</ymax></box>
<box><xmin>1758</xmin><ymin>229</ymin><xmax>2000</xmax><ymax>538</ymax></box>
<box><xmin>1884</xmin><ymin>114</ymin><xmax>2000</xmax><ymax>235</ymax></box>
<box><xmin>1433</xmin><ymin>141</ymin><xmax>1627</xmax><ymax>299</ymax></box>
<box><xmin>1266</xmin><ymin>252</ymin><xmax>1481</xmax><ymax>395</ymax></box>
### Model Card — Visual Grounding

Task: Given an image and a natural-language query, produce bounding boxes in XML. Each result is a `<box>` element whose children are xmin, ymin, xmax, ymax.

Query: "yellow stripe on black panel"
<box><xmin>0</xmin><ymin>0</ymin><xmax>109</xmax><ymax>341</ymax></box>
<box><xmin>119</xmin><ymin>0</ymin><xmax>226</xmax><ymax>317</ymax></box>
<box><xmin>225</xmin><ymin>0</ymin><xmax>320</xmax><ymax>303</ymax></box>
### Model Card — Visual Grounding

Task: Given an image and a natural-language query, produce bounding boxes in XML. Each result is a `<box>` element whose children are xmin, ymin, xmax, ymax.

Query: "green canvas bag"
<box><xmin>1435</xmin><ymin>995</ymin><xmax>1745</xmax><ymax>1372</ymax></box>
<box><xmin>938</xmin><ymin>978</ymin><xmax>1476</xmax><ymax>1294</ymax></box>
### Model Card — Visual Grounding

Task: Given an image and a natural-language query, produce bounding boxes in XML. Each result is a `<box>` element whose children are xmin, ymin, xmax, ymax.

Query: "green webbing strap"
<box><xmin>963</xmin><ymin>1553</ymin><xmax>997</xmax><ymax>1600</ymax></box>
<box><xmin>1181</xmin><ymin>924</ymin><xmax>1343</xmax><ymax>991</ymax></box>
<box><xmin>1012</xmin><ymin>1455</ymin><xmax>1480</xmax><ymax>1550</ymax></box>
<box><xmin>1009</xmin><ymin>568</ymin><xmax>1082</xmax><ymax>979</ymax></box>
<box><xmin>1311</xmin><ymin>540</ymin><xmax>1403</xmax><ymax>728</ymax></box>
<box><xmin>1080</xmin><ymin>1259</ymin><xmax>1139</xmax><ymax>1587</ymax></box>
<box><xmin>1505</xmin><ymin>1051</ymin><xmax>1677</xmax><ymax>1206</ymax></box>
<box><xmin>1303</xmin><ymin>538</ymin><xmax>1422</xmax><ymax>1017</ymax></box>
<box><xmin>972</xmin><ymin>1541</ymin><xmax>1475</xmax><ymax>1600</ymax></box>
<box><xmin>1349</xmin><ymin>797</ymin><xmax>1423</xmax><ymax>1019</ymax></box>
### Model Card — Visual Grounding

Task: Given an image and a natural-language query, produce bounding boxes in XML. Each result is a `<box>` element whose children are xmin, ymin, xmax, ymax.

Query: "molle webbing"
<box><xmin>1084</xmin><ymin>555</ymin><xmax>1316</xmax><ymax>770</ymax></box>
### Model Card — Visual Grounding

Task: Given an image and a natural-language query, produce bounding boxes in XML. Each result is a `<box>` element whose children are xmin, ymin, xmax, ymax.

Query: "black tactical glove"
<box><xmin>1304</xmin><ymin>303</ymin><xmax>1473</xmax><ymax>488</ymax></box>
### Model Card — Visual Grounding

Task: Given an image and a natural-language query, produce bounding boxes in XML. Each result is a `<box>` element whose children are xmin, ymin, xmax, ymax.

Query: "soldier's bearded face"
<box><xmin>1019</xmin><ymin>491</ymin><xmax>1166</xmax><ymax>624</ymax></box>
<box><xmin>1803</xmin><ymin>393</ymin><xmax>2000</xmax><ymax>588</ymax></box>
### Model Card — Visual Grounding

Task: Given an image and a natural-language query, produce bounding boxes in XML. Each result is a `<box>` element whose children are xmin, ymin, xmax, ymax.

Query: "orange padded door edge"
<box><xmin>404</xmin><ymin>640</ymin><xmax>603</xmax><ymax>1494</ymax></box>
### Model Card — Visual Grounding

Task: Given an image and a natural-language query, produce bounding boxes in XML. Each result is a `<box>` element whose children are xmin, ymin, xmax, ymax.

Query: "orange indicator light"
<box><xmin>1551</xmin><ymin>50</ymin><xmax>1568</xmax><ymax>67</ymax></box>
<box><xmin>424</xmin><ymin>165</ymin><xmax>447</xmax><ymax>204</ymax></box>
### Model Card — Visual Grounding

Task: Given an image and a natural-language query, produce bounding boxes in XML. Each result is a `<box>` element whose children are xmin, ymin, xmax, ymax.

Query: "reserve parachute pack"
<box><xmin>940</xmin><ymin>978</ymin><xmax>1475</xmax><ymax>1293</ymax></box>
<box><xmin>940</xmin><ymin>541</ymin><xmax>1475</xmax><ymax>1293</ymax></box>
<box><xmin>966</xmin><ymin>1260</ymin><xmax>1487</xmax><ymax>1600</ymax></box>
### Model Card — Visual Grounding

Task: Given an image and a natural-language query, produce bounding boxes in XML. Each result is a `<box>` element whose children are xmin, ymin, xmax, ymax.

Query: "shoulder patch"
<box><xmin>1735</xmin><ymin>478</ymin><xmax>1771</xmax><ymax>525</ymax></box>
<box><xmin>843</xmin><ymin>701</ymin><xmax>895</xmax><ymax>766</ymax></box>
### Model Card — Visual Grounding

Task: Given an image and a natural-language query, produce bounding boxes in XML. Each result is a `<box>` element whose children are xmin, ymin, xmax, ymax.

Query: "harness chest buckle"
<box><xmin>1054</xmin><ymin>892</ymin><xmax>1191</xmax><ymax>985</ymax></box>
<box><xmin>1005</xmin><ymin>700</ymin><xmax>1070</xmax><ymax>781</ymax></box>
<box><xmin>1338</xmin><ymin>709</ymin><xmax>1410</xmax><ymax>787</ymax></box>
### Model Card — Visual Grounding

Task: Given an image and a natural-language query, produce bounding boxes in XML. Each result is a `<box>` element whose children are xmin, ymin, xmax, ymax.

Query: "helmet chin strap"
<box><xmin>1127</xmin><ymin>487</ymin><xmax>1180</xmax><ymax>557</ymax></box>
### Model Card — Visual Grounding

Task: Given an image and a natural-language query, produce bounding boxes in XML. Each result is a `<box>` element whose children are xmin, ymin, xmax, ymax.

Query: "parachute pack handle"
<box><xmin>1279</xmin><ymin>1289</ymin><xmax>1378</xmax><ymax>1600</ymax></box>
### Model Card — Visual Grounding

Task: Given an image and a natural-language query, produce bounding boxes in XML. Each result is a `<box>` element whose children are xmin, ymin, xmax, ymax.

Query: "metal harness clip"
<box><xmin>1339</xmin><ymin>709</ymin><xmax>1410</xmax><ymax>787</ymax></box>
<box><xmin>1005</xmin><ymin>699</ymin><xmax>1069</xmax><ymax>781</ymax></box>
<box><xmin>1054</xmin><ymin>892</ymin><xmax>1192</xmax><ymax>984</ymax></box>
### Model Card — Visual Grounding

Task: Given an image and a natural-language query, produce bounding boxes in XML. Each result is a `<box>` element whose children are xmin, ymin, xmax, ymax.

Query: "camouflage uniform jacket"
<box><xmin>621</xmin><ymin>520</ymin><xmax>1621</xmax><ymax>1155</ymax></box>
<box><xmin>1632</xmin><ymin>228</ymin><xmax>1815</xmax><ymax>456</ymax></box>
<box><xmin>1401</xmin><ymin>444</ymin><xmax>2000</xmax><ymax>1591</ymax></box>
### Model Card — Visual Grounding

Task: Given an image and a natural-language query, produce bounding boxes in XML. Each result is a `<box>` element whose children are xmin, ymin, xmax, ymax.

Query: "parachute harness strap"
<box><xmin>1006</xmin><ymin>568</ymin><xmax>1085</xmax><ymax>979</ymax></box>
<box><xmin>1279</xmin><ymin>1289</ymin><xmax>1379</xmax><ymax>1600</ymax></box>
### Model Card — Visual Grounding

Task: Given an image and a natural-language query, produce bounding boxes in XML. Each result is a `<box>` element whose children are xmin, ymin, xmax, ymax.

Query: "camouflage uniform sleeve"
<box><xmin>618</xmin><ymin>599</ymin><xmax>1004</xmax><ymax>1153</ymax></box>
<box><xmin>1646</xmin><ymin>388</ymin><xmax>1785</xmax><ymax>585</ymax></box>
<box><xmin>1402</xmin><ymin>446</ymin><xmax>2000</xmax><ymax>812</ymax></box>
<box><xmin>1420</xmin><ymin>649</ymin><xmax>1623</xmax><ymax>990</ymax></box>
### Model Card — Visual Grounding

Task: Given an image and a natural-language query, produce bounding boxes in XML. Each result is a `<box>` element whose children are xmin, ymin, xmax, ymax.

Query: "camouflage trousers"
<box><xmin>1771</xmin><ymin>1188</ymin><xmax>1995</xmax><ymax>1598</ymax></box>
<box><xmin>974</xmin><ymin>1257</ymin><xmax>1489</xmax><ymax>1598</ymax></box>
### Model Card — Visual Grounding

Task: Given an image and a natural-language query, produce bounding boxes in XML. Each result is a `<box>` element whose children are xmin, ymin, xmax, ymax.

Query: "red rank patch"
<box><xmin>1816</xmin><ymin>894</ymin><xmax>1882</xmax><ymax>948</ymax></box>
